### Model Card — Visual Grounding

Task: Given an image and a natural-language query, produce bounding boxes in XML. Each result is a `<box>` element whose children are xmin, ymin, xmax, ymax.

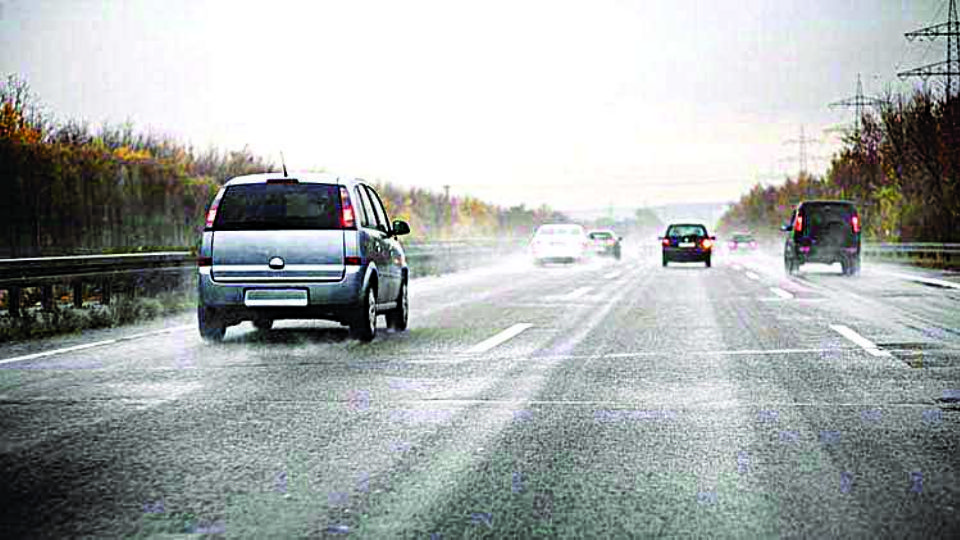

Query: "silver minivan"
<box><xmin>197</xmin><ymin>173</ymin><xmax>411</xmax><ymax>342</ymax></box>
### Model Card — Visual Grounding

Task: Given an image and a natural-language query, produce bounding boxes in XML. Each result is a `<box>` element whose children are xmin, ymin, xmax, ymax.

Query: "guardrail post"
<box><xmin>41</xmin><ymin>285</ymin><xmax>54</xmax><ymax>311</ymax></box>
<box><xmin>73</xmin><ymin>282</ymin><xmax>83</xmax><ymax>309</ymax></box>
<box><xmin>8</xmin><ymin>286</ymin><xmax>20</xmax><ymax>318</ymax></box>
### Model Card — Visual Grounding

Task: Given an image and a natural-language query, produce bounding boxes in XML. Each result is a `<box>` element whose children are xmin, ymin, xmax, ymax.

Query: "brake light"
<box><xmin>339</xmin><ymin>186</ymin><xmax>356</xmax><ymax>229</ymax></box>
<box><xmin>794</xmin><ymin>215</ymin><xmax>803</xmax><ymax>233</ymax></box>
<box><xmin>344</xmin><ymin>256</ymin><xmax>361</xmax><ymax>265</ymax></box>
<box><xmin>197</xmin><ymin>256</ymin><xmax>212</xmax><ymax>267</ymax></box>
<box><xmin>851</xmin><ymin>215</ymin><xmax>860</xmax><ymax>233</ymax></box>
<box><xmin>701</xmin><ymin>238</ymin><xmax>713</xmax><ymax>249</ymax></box>
<box><xmin>662</xmin><ymin>238</ymin><xmax>670</xmax><ymax>247</ymax></box>
<box><xmin>204</xmin><ymin>189</ymin><xmax>225</xmax><ymax>229</ymax></box>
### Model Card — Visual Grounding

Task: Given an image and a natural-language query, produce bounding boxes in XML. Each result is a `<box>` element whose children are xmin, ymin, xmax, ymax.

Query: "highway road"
<box><xmin>1</xmin><ymin>248</ymin><xmax>958</xmax><ymax>538</ymax></box>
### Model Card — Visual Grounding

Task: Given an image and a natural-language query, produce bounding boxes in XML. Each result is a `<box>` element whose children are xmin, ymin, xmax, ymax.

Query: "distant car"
<box><xmin>587</xmin><ymin>230</ymin><xmax>622</xmax><ymax>260</ymax></box>
<box><xmin>197</xmin><ymin>173</ymin><xmax>411</xmax><ymax>343</ymax></box>
<box><xmin>661</xmin><ymin>223</ymin><xmax>715</xmax><ymax>267</ymax></box>
<box><xmin>727</xmin><ymin>233</ymin><xmax>758</xmax><ymax>253</ymax></box>
<box><xmin>782</xmin><ymin>200</ymin><xmax>861</xmax><ymax>276</ymax></box>
<box><xmin>530</xmin><ymin>223</ymin><xmax>589</xmax><ymax>264</ymax></box>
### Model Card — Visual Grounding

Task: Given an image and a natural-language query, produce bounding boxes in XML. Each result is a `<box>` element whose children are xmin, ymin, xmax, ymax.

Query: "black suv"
<box><xmin>782</xmin><ymin>200</ymin><xmax>861</xmax><ymax>276</ymax></box>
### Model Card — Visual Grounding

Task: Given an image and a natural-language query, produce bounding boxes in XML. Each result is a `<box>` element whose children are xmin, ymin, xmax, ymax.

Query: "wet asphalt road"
<box><xmin>1</xmin><ymin>248</ymin><xmax>959</xmax><ymax>538</ymax></box>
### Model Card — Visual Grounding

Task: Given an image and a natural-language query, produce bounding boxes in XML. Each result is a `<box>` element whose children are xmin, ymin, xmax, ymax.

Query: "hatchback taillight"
<box><xmin>204</xmin><ymin>189</ymin><xmax>225</xmax><ymax>229</ymax></box>
<box><xmin>339</xmin><ymin>186</ymin><xmax>356</xmax><ymax>229</ymax></box>
<box><xmin>794</xmin><ymin>215</ymin><xmax>803</xmax><ymax>233</ymax></box>
<box><xmin>701</xmin><ymin>238</ymin><xmax>713</xmax><ymax>249</ymax></box>
<box><xmin>662</xmin><ymin>238</ymin><xmax>670</xmax><ymax>247</ymax></box>
<box><xmin>851</xmin><ymin>215</ymin><xmax>860</xmax><ymax>233</ymax></box>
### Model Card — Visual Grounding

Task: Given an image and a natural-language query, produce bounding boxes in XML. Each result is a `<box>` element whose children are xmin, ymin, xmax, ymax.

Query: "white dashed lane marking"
<box><xmin>830</xmin><ymin>324</ymin><xmax>893</xmax><ymax>358</ymax></box>
<box><xmin>464</xmin><ymin>323</ymin><xmax>534</xmax><ymax>354</ymax></box>
<box><xmin>602</xmin><ymin>271</ymin><xmax>622</xmax><ymax>279</ymax></box>
<box><xmin>563</xmin><ymin>286</ymin><xmax>593</xmax><ymax>300</ymax></box>
<box><xmin>745</xmin><ymin>271</ymin><xmax>760</xmax><ymax>280</ymax></box>
<box><xmin>770</xmin><ymin>287</ymin><xmax>794</xmax><ymax>299</ymax></box>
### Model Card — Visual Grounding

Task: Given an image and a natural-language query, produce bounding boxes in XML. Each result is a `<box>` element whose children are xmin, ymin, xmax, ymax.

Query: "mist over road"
<box><xmin>1</xmin><ymin>250</ymin><xmax>958</xmax><ymax>537</ymax></box>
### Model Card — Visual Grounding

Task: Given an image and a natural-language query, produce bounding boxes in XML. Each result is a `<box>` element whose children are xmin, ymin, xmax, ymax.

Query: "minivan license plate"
<box><xmin>244</xmin><ymin>289</ymin><xmax>308</xmax><ymax>307</ymax></box>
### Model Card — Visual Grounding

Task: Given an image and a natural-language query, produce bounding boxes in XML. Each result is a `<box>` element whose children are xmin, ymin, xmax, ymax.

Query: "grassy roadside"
<box><xmin>0</xmin><ymin>290</ymin><xmax>196</xmax><ymax>344</ymax></box>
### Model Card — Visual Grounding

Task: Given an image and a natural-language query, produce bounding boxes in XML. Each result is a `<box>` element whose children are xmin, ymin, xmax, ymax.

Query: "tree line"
<box><xmin>718</xmin><ymin>89</ymin><xmax>959</xmax><ymax>242</ymax></box>
<box><xmin>0</xmin><ymin>75</ymin><xmax>562</xmax><ymax>257</ymax></box>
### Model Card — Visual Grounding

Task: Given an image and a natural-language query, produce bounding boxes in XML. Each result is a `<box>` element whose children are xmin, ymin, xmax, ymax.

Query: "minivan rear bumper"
<box><xmin>197</xmin><ymin>266</ymin><xmax>365</xmax><ymax>321</ymax></box>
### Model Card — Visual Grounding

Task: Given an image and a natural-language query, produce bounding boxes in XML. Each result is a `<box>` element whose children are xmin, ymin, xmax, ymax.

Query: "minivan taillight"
<box><xmin>339</xmin><ymin>186</ymin><xmax>356</xmax><ymax>229</ymax></box>
<box><xmin>851</xmin><ymin>215</ymin><xmax>860</xmax><ymax>233</ymax></box>
<box><xmin>204</xmin><ymin>189</ymin><xmax>225</xmax><ymax>229</ymax></box>
<box><xmin>794</xmin><ymin>215</ymin><xmax>803</xmax><ymax>233</ymax></box>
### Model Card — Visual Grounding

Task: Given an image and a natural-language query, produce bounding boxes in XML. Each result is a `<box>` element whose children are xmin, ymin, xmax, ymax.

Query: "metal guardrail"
<box><xmin>0</xmin><ymin>252</ymin><xmax>195</xmax><ymax>316</ymax></box>
<box><xmin>0</xmin><ymin>240</ymin><xmax>529</xmax><ymax>316</ymax></box>
<box><xmin>862</xmin><ymin>243</ymin><xmax>960</xmax><ymax>267</ymax></box>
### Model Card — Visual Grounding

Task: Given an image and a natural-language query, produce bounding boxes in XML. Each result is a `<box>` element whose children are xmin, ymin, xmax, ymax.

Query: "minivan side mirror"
<box><xmin>391</xmin><ymin>220</ymin><xmax>411</xmax><ymax>236</ymax></box>
<box><xmin>780</xmin><ymin>224</ymin><xmax>791</xmax><ymax>232</ymax></box>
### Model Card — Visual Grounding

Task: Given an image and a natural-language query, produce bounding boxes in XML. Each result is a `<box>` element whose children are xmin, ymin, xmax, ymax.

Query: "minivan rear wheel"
<box><xmin>253</xmin><ymin>318</ymin><xmax>274</xmax><ymax>331</ymax></box>
<box><xmin>198</xmin><ymin>306</ymin><xmax>225</xmax><ymax>342</ymax></box>
<box><xmin>350</xmin><ymin>287</ymin><xmax>377</xmax><ymax>342</ymax></box>
<box><xmin>386</xmin><ymin>281</ymin><xmax>408</xmax><ymax>331</ymax></box>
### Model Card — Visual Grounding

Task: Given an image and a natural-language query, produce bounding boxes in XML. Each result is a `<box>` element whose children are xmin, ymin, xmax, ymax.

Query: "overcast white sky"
<box><xmin>0</xmin><ymin>0</ymin><xmax>946</xmax><ymax>211</ymax></box>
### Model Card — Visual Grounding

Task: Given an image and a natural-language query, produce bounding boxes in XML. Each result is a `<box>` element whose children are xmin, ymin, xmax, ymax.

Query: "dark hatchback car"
<box><xmin>782</xmin><ymin>200</ymin><xmax>861</xmax><ymax>276</ymax></box>
<box><xmin>660</xmin><ymin>223</ymin><xmax>715</xmax><ymax>267</ymax></box>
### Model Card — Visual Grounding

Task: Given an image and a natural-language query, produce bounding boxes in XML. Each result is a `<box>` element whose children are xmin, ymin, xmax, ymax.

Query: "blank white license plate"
<box><xmin>679</xmin><ymin>242</ymin><xmax>696</xmax><ymax>248</ymax></box>
<box><xmin>244</xmin><ymin>289</ymin><xmax>308</xmax><ymax>307</ymax></box>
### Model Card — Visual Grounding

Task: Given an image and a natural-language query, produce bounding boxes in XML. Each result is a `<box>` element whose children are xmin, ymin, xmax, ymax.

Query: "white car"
<box><xmin>530</xmin><ymin>223</ymin><xmax>590</xmax><ymax>265</ymax></box>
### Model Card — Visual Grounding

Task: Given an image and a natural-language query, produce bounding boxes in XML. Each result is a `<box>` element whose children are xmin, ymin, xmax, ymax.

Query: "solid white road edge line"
<box><xmin>0</xmin><ymin>324</ymin><xmax>194</xmax><ymax>366</ymax></box>
<box><xmin>602</xmin><ymin>271</ymin><xmax>621</xmax><ymax>279</ymax></box>
<box><xmin>770</xmin><ymin>287</ymin><xmax>794</xmax><ymax>299</ymax></box>
<box><xmin>745</xmin><ymin>271</ymin><xmax>760</xmax><ymax>280</ymax></box>
<box><xmin>464</xmin><ymin>323</ymin><xmax>534</xmax><ymax>354</ymax></box>
<box><xmin>871</xmin><ymin>269</ymin><xmax>960</xmax><ymax>290</ymax></box>
<box><xmin>829</xmin><ymin>324</ymin><xmax>893</xmax><ymax>358</ymax></box>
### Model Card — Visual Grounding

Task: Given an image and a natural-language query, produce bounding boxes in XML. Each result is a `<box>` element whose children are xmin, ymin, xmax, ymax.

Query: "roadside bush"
<box><xmin>0</xmin><ymin>289</ymin><xmax>196</xmax><ymax>344</ymax></box>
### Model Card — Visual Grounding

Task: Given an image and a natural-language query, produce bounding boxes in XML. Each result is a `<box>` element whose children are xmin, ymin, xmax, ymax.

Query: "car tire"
<box><xmin>349</xmin><ymin>286</ymin><xmax>377</xmax><ymax>342</ymax></box>
<box><xmin>785</xmin><ymin>258</ymin><xmax>795</xmax><ymax>275</ymax></box>
<box><xmin>253</xmin><ymin>318</ymin><xmax>273</xmax><ymax>331</ymax></box>
<box><xmin>705</xmin><ymin>256</ymin><xmax>711</xmax><ymax>268</ymax></box>
<box><xmin>386</xmin><ymin>280</ymin><xmax>408</xmax><ymax>331</ymax></box>
<box><xmin>198</xmin><ymin>306</ymin><xmax>225</xmax><ymax>342</ymax></box>
<box><xmin>841</xmin><ymin>258</ymin><xmax>851</xmax><ymax>276</ymax></box>
<box><xmin>662</xmin><ymin>255</ymin><xmax>668</xmax><ymax>267</ymax></box>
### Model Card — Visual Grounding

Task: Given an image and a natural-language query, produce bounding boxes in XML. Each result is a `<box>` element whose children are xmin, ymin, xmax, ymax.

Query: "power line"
<box><xmin>782</xmin><ymin>125</ymin><xmax>824</xmax><ymax>175</ymax></box>
<box><xmin>897</xmin><ymin>0</ymin><xmax>960</xmax><ymax>98</ymax></box>
<box><xmin>829</xmin><ymin>73</ymin><xmax>887</xmax><ymax>142</ymax></box>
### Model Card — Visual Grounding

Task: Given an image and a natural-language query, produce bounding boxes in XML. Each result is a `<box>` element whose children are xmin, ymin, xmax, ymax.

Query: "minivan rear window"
<box><xmin>213</xmin><ymin>183</ymin><xmax>342</xmax><ymax>230</ymax></box>
<box><xmin>802</xmin><ymin>202</ymin><xmax>855</xmax><ymax>220</ymax></box>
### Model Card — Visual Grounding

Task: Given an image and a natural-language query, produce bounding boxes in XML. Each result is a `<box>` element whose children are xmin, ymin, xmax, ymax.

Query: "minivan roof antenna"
<box><xmin>280</xmin><ymin>151</ymin><xmax>288</xmax><ymax>177</ymax></box>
